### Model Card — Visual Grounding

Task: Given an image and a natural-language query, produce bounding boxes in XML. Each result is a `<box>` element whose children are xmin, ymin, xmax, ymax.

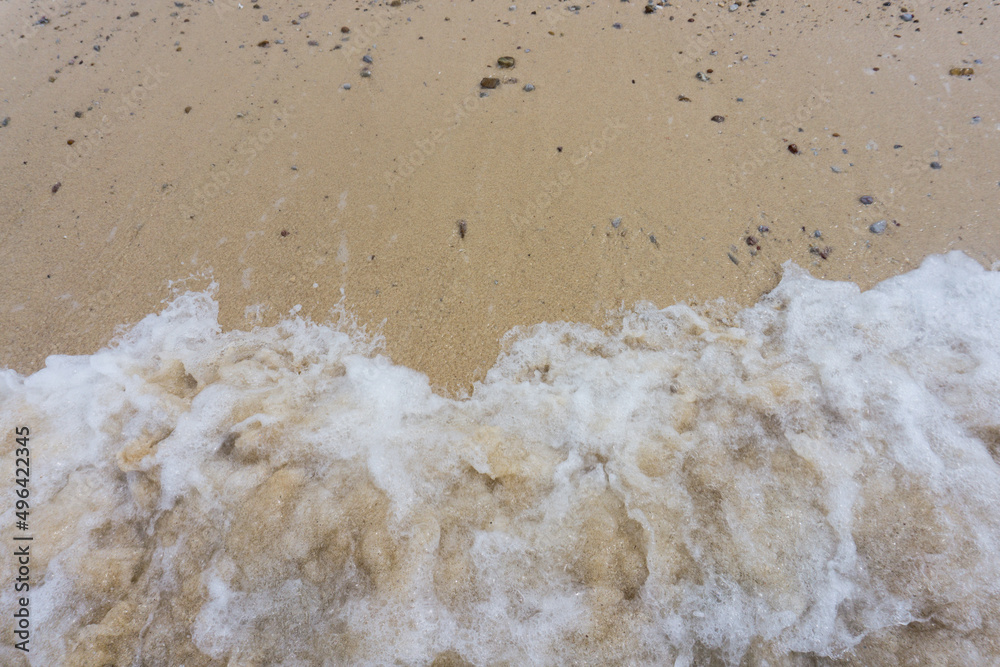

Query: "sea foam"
<box><xmin>2</xmin><ymin>251</ymin><xmax>999</xmax><ymax>665</ymax></box>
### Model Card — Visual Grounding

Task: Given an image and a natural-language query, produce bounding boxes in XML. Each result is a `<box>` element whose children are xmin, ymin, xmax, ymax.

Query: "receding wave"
<box><xmin>2</xmin><ymin>251</ymin><xmax>999</xmax><ymax>665</ymax></box>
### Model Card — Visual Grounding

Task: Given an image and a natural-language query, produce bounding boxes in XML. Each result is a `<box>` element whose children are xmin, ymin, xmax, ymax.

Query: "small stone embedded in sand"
<box><xmin>746</xmin><ymin>235</ymin><xmax>758</xmax><ymax>246</ymax></box>
<box><xmin>74</xmin><ymin>110</ymin><xmax>83</xmax><ymax>118</ymax></box>
<box><xmin>949</xmin><ymin>67</ymin><xmax>974</xmax><ymax>76</ymax></box>
<box><xmin>184</xmin><ymin>106</ymin><xmax>192</xmax><ymax>113</ymax></box>
<box><xmin>729</xmin><ymin>3</ymin><xmax>740</xmax><ymax>11</ymax></box>
<box><xmin>390</xmin><ymin>0</ymin><xmax>401</xmax><ymax>5</ymax></box>
<box><xmin>930</xmin><ymin>161</ymin><xmax>942</xmax><ymax>170</ymax></box>
<box><xmin>644</xmin><ymin>5</ymin><xmax>656</xmax><ymax>13</ymax></box>
<box><xmin>523</xmin><ymin>83</ymin><xmax>535</xmax><ymax>92</ymax></box>
<box><xmin>696</xmin><ymin>71</ymin><xmax>710</xmax><ymax>82</ymax></box>
<box><xmin>727</xmin><ymin>252</ymin><xmax>739</xmax><ymax>265</ymax></box>
<box><xmin>0</xmin><ymin>117</ymin><xmax>9</xmax><ymax>128</ymax></box>
<box><xmin>788</xmin><ymin>144</ymin><xmax>798</xmax><ymax>154</ymax></box>
<box><xmin>51</xmin><ymin>182</ymin><xmax>61</xmax><ymax>193</ymax></box>
<box><xmin>308</xmin><ymin>40</ymin><xmax>319</xmax><ymax>46</ymax></box>
<box><xmin>870</xmin><ymin>220</ymin><xmax>888</xmax><ymax>234</ymax></box>
<box><xmin>901</xmin><ymin>12</ymin><xmax>914</xmax><ymax>21</ymax></box>
<box><xmin>342</xmin><ymin>83</ymin><xmax>351</xmax><ymax>90</ymax></box>
<box><xmin>859</xmin><ymin>195</ymin><xmax>875</xmax><ymax>205</ymax></box>
<box><xmin>362</xmin><ymin>54</ymin><xmax>373</xmax><ymax>64</ymax></box>
<box><xmin>711</xmin><ymin>115</ymin><xmax>725</xmax><ymax>123</ymax></box>
<box><xmin>341</xmin><ymin>26</ymin><xmax>351</xmax><ymax>33</ymax></box>
<box><xmin>361</xmin><ymin>69</ymin><xmax>372</xmax><ymax>78</ymax></box>
<box><xmin>299</xmin><ymin>12</ymin><xmax>310</xmax><ymax>19</ymax></box>
<box><xmin>612</xmin><ymin>217</ymin><xmax>622</xmax><ymax>228</ymax></box>
<box><xmin>258</xmin><ymin>40</ymin><xmax>269</xmax><ymax>47</ymax></box>
<box><xmin>831</xmin><ymin>166</ymin><xmax>842</xmax><ymax>173</ymax></box>
<box><xmin>497</xmin><ymin>56</ymin><xmax>515</xmax><ymax>68</ymax></box>
<box><xmin>480</xmin><ymin>77</ymin><xmax>500</xmax><ymax>89</ymax></box>
<box><xmin>613</xmin><ymin>22</ymin><xmax>622</xmax><ymax>29</ymax></box>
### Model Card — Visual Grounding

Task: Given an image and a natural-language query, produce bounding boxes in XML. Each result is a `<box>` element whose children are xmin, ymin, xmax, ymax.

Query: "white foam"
<box><xmin>1</xmin><ymin>251</ymin><xmax>999</xmax><ymax>665</ymax></box>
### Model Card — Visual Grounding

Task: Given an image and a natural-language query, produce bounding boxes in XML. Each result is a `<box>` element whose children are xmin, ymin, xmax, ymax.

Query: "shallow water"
<box><xmin>2</xmin><ymin>251</ymin><xmax>1000</xmax><ymax>666</ymax></box>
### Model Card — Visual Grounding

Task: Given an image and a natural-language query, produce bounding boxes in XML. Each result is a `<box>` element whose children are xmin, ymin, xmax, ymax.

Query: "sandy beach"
<box><xmin>4</xmin><ymin>2</ymin><xmax>1000</xmax><ymax>664</ymax></box>
<box><xmin>1</xmin><ymin>0</ymin><xmax>997</xmax><ymax>393</ymax></box>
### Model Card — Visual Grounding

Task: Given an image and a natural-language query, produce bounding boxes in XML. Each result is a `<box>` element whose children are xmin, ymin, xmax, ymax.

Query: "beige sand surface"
<box><xmin>1</xmin><ymin>0</ymin><xmax>997</xmax><ymax>393</ymax></box>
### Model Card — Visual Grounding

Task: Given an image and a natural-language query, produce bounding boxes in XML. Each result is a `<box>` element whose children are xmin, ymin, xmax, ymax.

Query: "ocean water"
<box><xmin>2</xmin><ymin>251</ymin><xmax>1000</xmax><ymax>666</ymax></box>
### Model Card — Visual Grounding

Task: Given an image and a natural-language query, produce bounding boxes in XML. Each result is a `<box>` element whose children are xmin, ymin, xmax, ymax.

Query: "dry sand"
<box><xmin>1</xmin><ymin>0</ymin><xmax>997</xmax><ymax>393</ymax></box>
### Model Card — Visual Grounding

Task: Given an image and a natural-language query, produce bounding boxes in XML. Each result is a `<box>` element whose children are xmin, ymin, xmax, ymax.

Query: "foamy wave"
<box><xmin>2</xmin><ymin>252</ymin><xmax>999</xmax><ymax>665</ymax></box>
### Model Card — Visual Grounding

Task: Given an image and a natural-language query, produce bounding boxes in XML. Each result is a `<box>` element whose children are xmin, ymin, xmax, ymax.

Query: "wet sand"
<box><xmin>1</xmin><ymin>0</ymin><xmax>997</xmax><ymax>393</ymax></box>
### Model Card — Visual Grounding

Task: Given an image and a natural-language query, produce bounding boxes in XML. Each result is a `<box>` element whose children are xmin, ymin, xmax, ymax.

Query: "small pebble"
<box><xmin>275</xmin><ymin>39</ymin><xmax>284</xmax><ymax>44</ymax></box>
<box><xmin>813</xmin><ymin>230</ymin><xmax>822</xmax><ymax>238</ymax></box>
<box><xmin>341</xmin><ymin>26</ymin><xmax>350</xmax><ymax>33</ymax></box>
<box><xmin>949</xmin><ymin>67</ymin><xmax>974</xmax><ymax>76</ymax></box>
<box><xmin>291</xmin><ymin>165</ymin><xmax>298</xmax><ymax>171</ymax></box>
<box><xmin>727</xmin><ymin>252</ymin><xmax>740</xmax><ymax>265</ymax></box>
<box><xmin>930</xmin><ymin>161</ymin><xmax>942</xmax><ymax>169</ymax></box>
<box><xmin>0</xmin><ymin>117</ymin><xmax>9</xmax><ymax>128</ymax></box>
<box><xmin>757</xmin><ymin>225</ymin><xmax>769</xmax><ymax>233</ymax></box>
<box><xmin>361</xmin><ymin>69</ymin><xmax>372</xmax><ymax>78</ymax></box>
<box><xmin>362</xmin><ymin>54</ymin><xmax>373</xmax><ymax>64</ymax></box>
<box><xmin>859</xmin><ymin>195</ymin><xmax>874</xmax><ymax>205</ymax></box>
<box><xmin>831</xmin><ymin>166</ymin><xmax>842</xmax><ymax>173</ymax></box>
<box><xmin>263</xmin><ymin>14</ymin><xmax>269</xmax><ymax>21</ymax></box>
<box><xmin>729</xmin><ymin>4</ymin><xmax>739</xmax><ymax>11</ymax></box>
<box><xmin>611</xmin><ymin>217</ymin><xmax>622</xmax><ymax>228</ymax></box>
<box><xmin>481</xmin><ymin>77</ymin><xmax>500</xmax><ymax>89</ymax></box>
<box><xmin>184</xmin><ymin>106</ymin><xmax>192</xmax><ymax>113</ymax></box>
<box><xmin>787</xmin><ymin>144</ymin><xmax>798</xmax><ymax>154</ymax></box>
<box><xmin>498</xmin><ymin>56</ymin><xmax>516</xmax><ymax>68</ymax></box>
<box><xmin>869</xmin><ymin>220</ymin><xmax>887</xmax><ymax>234</ymax></box>
<box><xmin>900</xmin><ymin>12</ymin><xmax>913</xmax><ymax>21</ymax></box>
<box><xmin>299</xmin><ymin>11</ymin><xmax>310</xmax><ymax>19</ymax></box>
<box><xmin>52</xmin><ymin>182</ymin><xmax>61</xmax><ymax>193</ymax></box>
<box><xmin>711</xmin><ymin>115</ymin><xmax>725</xmax><ymax>123</ymax></box>
<box><xmin>971</xmin><ymin>116</ymin><xmax>981</xmax><ymax>124</ymax></box>
<box><xmin>509</xmin><ymin>5</ymin><xmax>517</xmax><ymax>10</ymax></box>
<box><xmin>342</xmin><ymin>83</ymin><xmax>351</xmax><ymax>90</ymax></box>
<box><xmin>696</xmin><ymin>71</ymin><xmax>710</xmax><ymax>82</ymax></box>
<box><xmin>523</xmin><ymin>83</ymin><xmax>535</xmax><ymax>92</ymax></box>
<box><xmin>613</xmin><ymin>22</ymin><xmax>622</xmax><ymax>29</ymax></box>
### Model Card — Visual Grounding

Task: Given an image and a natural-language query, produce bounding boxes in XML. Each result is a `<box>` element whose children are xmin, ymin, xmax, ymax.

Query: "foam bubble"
<box><xmin>2</xmin><ymin>252</ymin><xmax>999</xmax><ymax>664</ymax></box>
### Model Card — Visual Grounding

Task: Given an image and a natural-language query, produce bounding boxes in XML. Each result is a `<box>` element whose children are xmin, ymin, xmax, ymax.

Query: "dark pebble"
<box><xmin>745</xmin><ymin>235</ymin><xmax>757</xmax><ymax>246</ymax></box>
<box><xmin>341</xmin><ymin>26</ymin><xmax>350</xmax><ymax>33</ymax></box>
<box><xmin>480</xmin><ymin>77</ymin><xmax>500</xmax><ymax>89</ymax></box>
<box><xmin>74</xmin><ymin>110</ymin><xmax>83</xmax><ymax>118</ymax></box>
<box><xmin>859</xmin><ymin>195</ymin><xmax>874</xmax><ymax>205</ymax></box>
<box><xmin>613</xmin><ymin>23</ymin><xmax>622</xmax><ymax>29</ymax></box>
<box><xmin>813</xmin><ymin>230</ymin><xmax>822</xmax><ymax>238</ymax></box>
<box><xmin>711</xmin><ymin>115</ymin><xmax>725</xmax><ymax>123</ymax></box>
<box><xmin>869</xmin><ymin>220</ymin><xmax>887</xmax><ymax>234</ymax></box>
<box><xmin>263</xmin><ymin>15</ymin><xmax>269</xmax><ymax>21</ymax></box>
<box><xmin>299</xmin><ymin>12</ymin><xmax>310</xmax><ymax>19</ymax></box>
<box><xmin>788</xmin><ymin>143</ymin><xmax>798</xmax><ymax>154</ymax></box>
<box><xmin>498</xmin><ymin>56</ymin><xmax>516</xmax><ymax>68</ymax></box>
<box><xmin>1</xmin><ymin>117</ymin><xmax>9</xmax><ymax>128</ymax></box>
<box><xmin>184</xmin><ymin>106</ymin><xmax>192</xmax><ymax>113</ymax></box>
<box><xmin>362</xmin><ymin>54</ymin><xmax>373</xmax><ymax>64</ymax></box>
<box><xmin>52</xmin><ymin>182</ymin><xmax>61</xmax><ymax>193</ymax></box>
<box><xmin>930</xmin><ymin>161</ymin><xmax>942</xmax><ymax>169</ymax></box>
<box><xmin>757</xmin><ymin>225</ymin><xmax>769</xmax><ymax>233</ymax></box>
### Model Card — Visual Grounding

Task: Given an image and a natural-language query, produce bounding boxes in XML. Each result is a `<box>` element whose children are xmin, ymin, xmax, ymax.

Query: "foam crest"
<box><xmin>2</xmin><ymin>252</ymin><xmax>999</xmax><ymax>665</ymax></box>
